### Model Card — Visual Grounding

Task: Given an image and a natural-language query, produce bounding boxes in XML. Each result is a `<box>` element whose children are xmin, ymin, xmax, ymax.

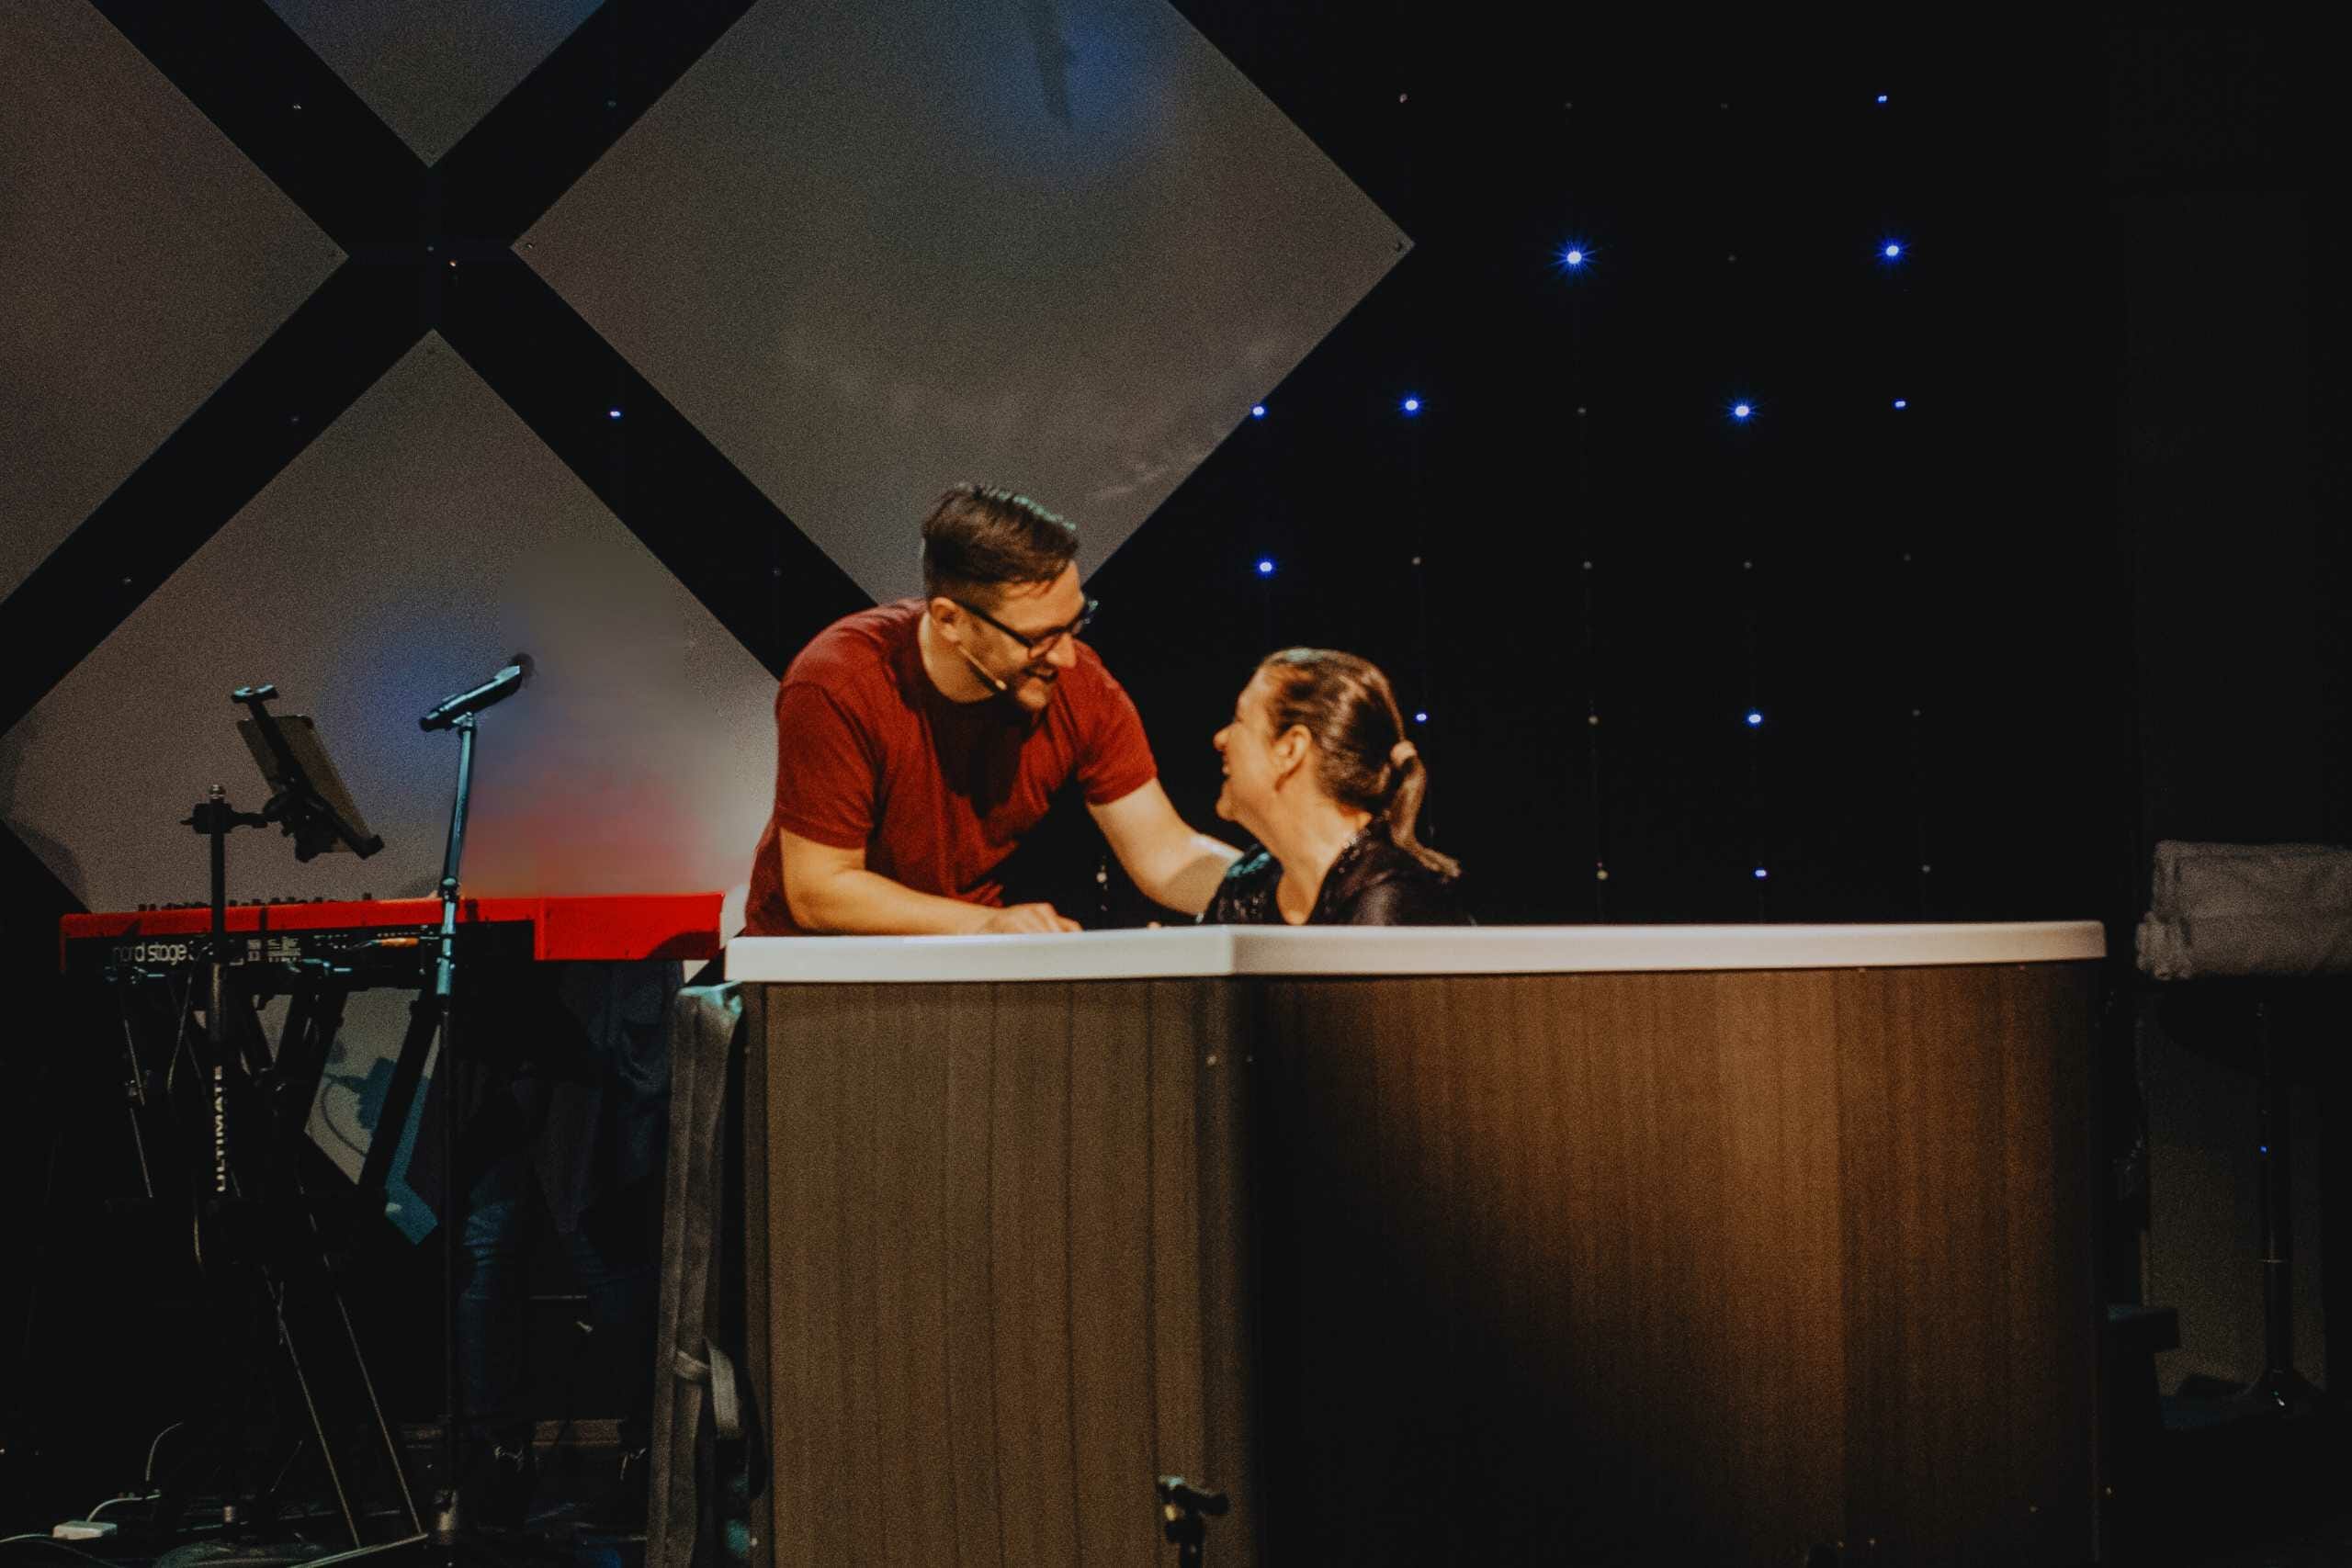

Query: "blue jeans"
<box><xmin>457</xmin><ymin>1149</ymin><xmax>660</xmax><ymax>1446</ymax></box>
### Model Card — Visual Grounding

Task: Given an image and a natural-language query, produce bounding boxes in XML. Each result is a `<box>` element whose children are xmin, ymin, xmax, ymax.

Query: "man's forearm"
<box><xmin>1142</xmin><ymin>835</ymin><xmax>1242</xmax><ymax>917</ymax></box>
<box><xmin>790</xmin><ymin>868</ymin><xmax>995</xmax><ymax>935</ymax></box>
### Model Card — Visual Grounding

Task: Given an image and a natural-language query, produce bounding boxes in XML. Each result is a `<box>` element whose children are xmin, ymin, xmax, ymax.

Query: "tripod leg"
<box><xmin>117</xmin><ymin>976</ymin><xmax>165</xmax><ymax>1201</ymax></box>
<box><xmin>321</xmin><ymin>1246</ymin><xmax>427</xmax><ymax>1537</ymax></box>
<box><xmin>265</xmin><ymin>1269</ymin><xmax>364</xmax><ymax>1547</ymax></box>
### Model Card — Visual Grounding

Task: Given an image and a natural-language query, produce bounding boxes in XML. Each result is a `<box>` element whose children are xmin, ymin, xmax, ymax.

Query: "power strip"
<box><xmin>52</xmin><ymin>1520</ymin><xmax>119</xmax><ymax>1541</ymax></box>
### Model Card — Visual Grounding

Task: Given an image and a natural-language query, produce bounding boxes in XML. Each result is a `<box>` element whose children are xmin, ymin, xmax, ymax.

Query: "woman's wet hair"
<box><xmin>1255</xmin><ymin>649</ymin><xmax>1458</xmax><ymax>877</ymax></box>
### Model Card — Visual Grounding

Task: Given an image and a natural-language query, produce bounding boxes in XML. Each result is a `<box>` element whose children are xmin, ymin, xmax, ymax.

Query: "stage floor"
<box><xmin>5</xmin><ymin>1420</ymin><xmax>645</xmax><ymax>1568</ymax></box>
<box><xmin>8</xmin><ymin>1404</ymin><xmax>2348</xmax><ymax>1568</ymax></box>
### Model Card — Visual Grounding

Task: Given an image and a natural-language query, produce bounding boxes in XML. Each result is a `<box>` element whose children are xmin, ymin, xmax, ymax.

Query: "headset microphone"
<box><xmin>953</xmin><ymin>640</ymin><xmax>1010</xmax><ymax>694</ymax></box>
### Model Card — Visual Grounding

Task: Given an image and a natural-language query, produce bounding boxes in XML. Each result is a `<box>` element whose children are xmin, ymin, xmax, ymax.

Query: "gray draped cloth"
<box><xmin>2136</xmin><ymin>840</ymin><xmax>2352</xmax><ymax>980</ymax></box>
<box><xmin>650</xmin><ymin>983</ymin><xmax>754</xmax><ymax>1568</ymax></box>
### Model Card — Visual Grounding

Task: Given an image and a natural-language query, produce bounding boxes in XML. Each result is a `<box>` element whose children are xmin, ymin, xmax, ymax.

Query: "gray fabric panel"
<box><xmin>523</xmin><ymin>0</ymin><xmax>1407</xmax><ymax>601</ymax></box>
<box><xmin>3</xmin><ymin>336</ymin><xmax>778</xmax><ymax>916</ymax></box>
<box><xmin>0</xmin><ymin>0</ymin><xmax>341</xmax><ymax>602</ymax></box>
<box><xmin>264</xmin><ymin>0</ymin><xmax>603</xmax><ymax>166</ymax></box>
<box><xmin>2137</xmin><ymin>838</ymin><xmax>2352</xmax><ymax>978</ymax></box>
<box><xmin>650</xmin><ymin>981</ymin><xmax>745</xmax><ymax>1568</ymax></box>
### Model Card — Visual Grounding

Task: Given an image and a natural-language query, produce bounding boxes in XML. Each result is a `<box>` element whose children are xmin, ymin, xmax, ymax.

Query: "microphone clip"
<box><xmin>419</xmin><ymin>653</ymin><xmax>535</xmax><ymax>732</ymax></box>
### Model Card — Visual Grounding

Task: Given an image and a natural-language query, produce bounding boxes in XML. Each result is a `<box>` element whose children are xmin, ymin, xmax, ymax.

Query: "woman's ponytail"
<box><xmin>1258</xmin><ymin>651</ymin><xmax>1458</xmax><ymax>878</ymax></box>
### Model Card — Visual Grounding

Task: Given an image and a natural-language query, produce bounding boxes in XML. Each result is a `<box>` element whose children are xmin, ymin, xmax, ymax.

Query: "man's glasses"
<box><xmin>951</xmin><ymin>596</ymin><xmax>1099</xmax><ymax>658</ymax></box>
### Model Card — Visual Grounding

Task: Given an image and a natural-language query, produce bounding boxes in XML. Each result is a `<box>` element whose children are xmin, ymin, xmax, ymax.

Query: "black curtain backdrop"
<box><xmin>1057</xmin><ymin>20</ymin><xmax>2124</xmax><ymax>930</ymax></box>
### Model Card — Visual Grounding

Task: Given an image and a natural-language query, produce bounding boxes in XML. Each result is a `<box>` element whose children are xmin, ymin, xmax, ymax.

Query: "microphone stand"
<box><xmin>424</xmin><ymin>713</ymin><xmax>479</xmax><ymax>1553</ymax></box>
<box><xmin>296</xmin><ymin>691</ymin><xmax>515</xmax><ymax>1568</ymax></box>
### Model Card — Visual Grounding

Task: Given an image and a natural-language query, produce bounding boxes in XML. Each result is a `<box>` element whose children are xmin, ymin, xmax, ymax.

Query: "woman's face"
<box><xmin>1213</xmin><ymin>670</ymin><xmax>1284</xmax><ymax>831</ymax></box>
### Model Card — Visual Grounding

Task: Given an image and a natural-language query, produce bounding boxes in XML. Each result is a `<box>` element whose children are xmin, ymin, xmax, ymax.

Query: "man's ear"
<box><xmin>926</xmin><ymin>595</ymin><xmax>963</xmax><ymax>638</ymax></box>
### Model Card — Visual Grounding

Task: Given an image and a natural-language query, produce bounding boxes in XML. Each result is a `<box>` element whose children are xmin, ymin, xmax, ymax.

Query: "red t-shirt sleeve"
<box><xmin>770</xmin><ymin>680</ymin><xmax>879</xmax><ymax>852</ymax></box>
<box><xmin>1078</xmin><ymin>665</ymin><xmax>1159</xmax><ymax>807</ymax></box>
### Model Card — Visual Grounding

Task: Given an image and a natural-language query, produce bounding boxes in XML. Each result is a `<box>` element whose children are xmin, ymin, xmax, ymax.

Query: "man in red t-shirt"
<box><xmin>744</xmin><ymin>484</ymin><xmax>1238</xmax><ymax>934</ymax></box>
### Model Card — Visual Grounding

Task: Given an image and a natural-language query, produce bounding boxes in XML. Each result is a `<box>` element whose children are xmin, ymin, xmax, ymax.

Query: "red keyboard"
<box><xmin>61</xmin><ymin>894</ymin><xmax>723</xmax><ymax>975</ymax></box>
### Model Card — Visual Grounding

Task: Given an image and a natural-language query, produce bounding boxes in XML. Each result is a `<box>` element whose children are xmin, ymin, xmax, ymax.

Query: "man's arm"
<box><xmin>779</xmin><ymin>829</ymin><xmax>1080</xmax><ymax>934</ymax></box>
<box><xmin>1088</xmin><ymin>781</ymin><xmax>1240</xmax><ymax>917</ymax></box>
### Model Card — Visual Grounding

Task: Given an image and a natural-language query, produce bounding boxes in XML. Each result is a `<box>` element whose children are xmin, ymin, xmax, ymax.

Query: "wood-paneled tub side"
<box><xmin>747</xmin><ymin>976</ymin><xmax>1261</xmax><ymax>1568</ymax></box>
<box><xmin>728</xmin><ymin>922</ymin><xmax>2105</xmax><ymax>1568</ymax></box>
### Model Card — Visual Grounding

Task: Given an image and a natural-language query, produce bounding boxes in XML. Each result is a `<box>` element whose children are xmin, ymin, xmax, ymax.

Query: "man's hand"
<box><xmin>976</xmin><ymin>902</ymin><xmax>1083</xmax><ymax>934</ymax></box>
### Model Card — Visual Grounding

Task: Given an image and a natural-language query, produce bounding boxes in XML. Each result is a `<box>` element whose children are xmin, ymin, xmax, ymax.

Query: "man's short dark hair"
<box><xmin>919</xmin><ymin>484</ymin><xmax>1080</xmax><ymax>601</ymax></box>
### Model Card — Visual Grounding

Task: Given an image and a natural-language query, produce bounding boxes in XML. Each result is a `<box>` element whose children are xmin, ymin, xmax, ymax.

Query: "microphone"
<box><xmin>953</xmin><ymin>640</ymin><xmax>1010</xmax><ymax>694</ymax></box>
<box><xmin>419</xmin><ymin>653</ymin><xmax>534</xmax><ymax>731</ymax></box>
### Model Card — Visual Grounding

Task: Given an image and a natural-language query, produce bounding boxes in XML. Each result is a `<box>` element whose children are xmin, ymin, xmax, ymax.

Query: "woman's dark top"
<box><xmin>1203</xmin><ymin>821</ymin><xmax>1470</xmax><ymax>926</ymax></box>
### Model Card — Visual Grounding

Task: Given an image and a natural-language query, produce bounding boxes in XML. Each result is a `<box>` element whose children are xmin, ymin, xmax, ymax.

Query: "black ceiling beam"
<box><xmin>93</xmin><ymin>0</ymin><xmax>426</xmax><ymax>248</ymax></box>
<box><xmin>439</xmin><ymin>0</ymin><xmax>760</xmax><ymax>242</ymax></box>
<box><xmin>439</xmin><ymin>255</ymin><xmax>865</xmax><ymax>676</ymax></box>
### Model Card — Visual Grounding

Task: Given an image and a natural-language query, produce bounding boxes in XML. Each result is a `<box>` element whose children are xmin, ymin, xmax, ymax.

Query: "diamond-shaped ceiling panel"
<box><xmin>0</xmin><ymin>1</ymin><xmax>344</xmax><ymax>604</ymax></box>
<box><xmin>524</xmin><ymin>0</ymin><xmax>1408</xmax><ymax>602</ymax></box>
<box><xmin>265</xmin><ymin>0</ymin><xmax>604</xmax><ymax>166</ymax></box>
<box><xmin>4</xmin><ymin>335</ymin><xmax>781</xmax><ymax>917</ymax></box>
